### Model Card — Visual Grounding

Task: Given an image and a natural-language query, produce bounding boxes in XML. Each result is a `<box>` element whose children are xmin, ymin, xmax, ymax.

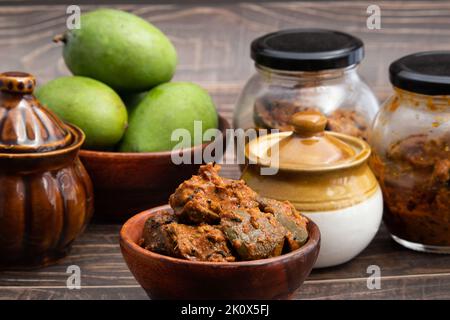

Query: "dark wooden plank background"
<box><xmin>0</xmin><ymin>1</ymin><xmax>449</xmax><ymax>300</ymax></box>
<box><xmin>5</xmin><ymin>1</ymin><xmax>450</xmax><ymax>121</ymax></box>
<box><xmin>1</xmin><ymin>224</ymin><xmax>449</xmax><ymax>300</ymax></box>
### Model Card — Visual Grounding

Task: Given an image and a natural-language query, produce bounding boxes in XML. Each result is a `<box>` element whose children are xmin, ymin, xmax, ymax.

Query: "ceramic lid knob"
<box><xmin>0</xmin><ymin>71</ymin><xmax>36</xmax><ymax>94</ymax></box>
<box><xmin>251</xmin><ymin>110</ymin><xmax>357</xmax><ymax>170</ymax></box>
<box><xmin>290</xmin><ymin>111</ymin><xmax>327</xmax><ymax>136</ymax></box>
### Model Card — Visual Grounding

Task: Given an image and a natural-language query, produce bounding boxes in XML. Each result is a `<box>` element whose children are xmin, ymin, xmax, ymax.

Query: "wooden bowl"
<box><xmin>79</xmin><ymin>115</ymin><xmax>230</xmax><ymax>223</ymax></box>
<box><xmin>120</xmin><ymin>205</ymin><xmax>320</xmax><ymax>300</ymax></box>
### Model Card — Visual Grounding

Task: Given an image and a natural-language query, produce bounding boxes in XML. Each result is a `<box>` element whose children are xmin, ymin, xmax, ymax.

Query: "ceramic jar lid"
<box><xmin>246</xmin><ymin>110</ymin><xmax>371</xmax><ymax>171</ymax></box>
<box><xmin>0</xmin><ymin>71</ymin><xmax>72</xmax><ymax>153</ymax></box>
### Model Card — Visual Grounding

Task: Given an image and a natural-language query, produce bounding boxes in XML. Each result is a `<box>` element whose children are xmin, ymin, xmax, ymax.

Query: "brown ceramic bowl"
<box><xmin>79</xmin><ymin>115</ymin><xmax>230</xmax><ymax>223</ymax></box>
<box><xmin>120</xmin><ymin>205</ymin><xmax>320</xmax><ymax>300</ymax></box>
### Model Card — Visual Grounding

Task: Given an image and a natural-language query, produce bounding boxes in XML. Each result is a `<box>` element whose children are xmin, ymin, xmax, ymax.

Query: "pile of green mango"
<box><xmin>37</xmin><ymin>9</ymin><xmax>218</xmax><ymax>152</ymax></box>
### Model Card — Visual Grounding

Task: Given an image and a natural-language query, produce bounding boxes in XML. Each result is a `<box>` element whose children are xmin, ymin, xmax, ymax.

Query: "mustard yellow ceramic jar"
<box><xmin>242</xmin><ymin>111</ymin><xmax>383</xmax><ymax>268</ymax></box>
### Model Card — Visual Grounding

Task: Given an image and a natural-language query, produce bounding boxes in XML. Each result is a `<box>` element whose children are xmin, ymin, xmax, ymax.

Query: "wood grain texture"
<box><xmin>1</xmin><ymin>224</ymin><xmax>449</xmax><ymax>300</ymax></box>
<box><xmin>3</xmin><ymin>1</ymin><xmax>450</xmax><ymax>108</ymax></box>
<box><xmin>0</xmin><ymin>1</ymin><xmax>450</xmax><ymax>300</ymax></box>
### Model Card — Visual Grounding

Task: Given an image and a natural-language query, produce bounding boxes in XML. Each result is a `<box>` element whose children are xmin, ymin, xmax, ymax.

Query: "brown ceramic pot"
<box><xmin>79</xmin><ymin>116</ymin><xmax>230</xmax><ymax>223</ymax></box>
<box><xmin>120</xmin><ymin>205</ymin><xmax>320</xmax><ymax>300</ymax></box>
<box><xmin>0</xmin><ymin>72</ymin><xmax>93</xmax><ymax>269</ymax></box>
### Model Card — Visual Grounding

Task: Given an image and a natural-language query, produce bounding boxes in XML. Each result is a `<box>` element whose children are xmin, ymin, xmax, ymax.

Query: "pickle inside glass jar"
<box><xmin>253</xmin><ymin>87</ymin><xmax>369</xmax><ymax>140</ymax></box>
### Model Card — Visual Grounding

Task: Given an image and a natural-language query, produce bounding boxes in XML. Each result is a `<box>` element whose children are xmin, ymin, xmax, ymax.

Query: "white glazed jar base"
<box><xmin>304</xmin><ymin>187</ymin><xmax>383</xmax><ymax>269</ymax></box>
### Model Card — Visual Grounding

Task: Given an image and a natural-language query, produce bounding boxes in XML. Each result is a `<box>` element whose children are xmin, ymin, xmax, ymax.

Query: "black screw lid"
<box><xmin>390</xmin><ymin>51</ymin><xmax>450</xmax><ymax>95</ymax></box>
<box><xmin>251</xmin><ymin>29</ymin><xmax>364</xmax><ymax>71</ymax></box>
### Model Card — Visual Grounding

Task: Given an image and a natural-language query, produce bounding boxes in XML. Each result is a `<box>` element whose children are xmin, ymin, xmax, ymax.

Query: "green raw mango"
<box><xmin>58</xmin><ymin>9</ymin><xmax>177</xmax><ymax>92</ymax></box>
<box><xmin>36</xmin><ymin>76</ymin><xmax>128</xmax><ymax>150</ymax></box>
<box><xmin>120</xmin><ymin>82</ymin><xmax>218</xmax><ymax>152</ymax></box>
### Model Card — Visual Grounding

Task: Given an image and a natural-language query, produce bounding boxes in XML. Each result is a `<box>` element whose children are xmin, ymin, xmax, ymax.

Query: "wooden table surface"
<box><xmin>0</xmin><ymin>1</ymin><xmax>450</xmax><ymax>300</ymax></box>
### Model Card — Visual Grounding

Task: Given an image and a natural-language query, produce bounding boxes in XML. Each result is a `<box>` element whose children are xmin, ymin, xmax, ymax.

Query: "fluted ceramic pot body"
<box><xmin>0</xmin><ymin>125</ymin><xmax>94</xmax><ymax>269</ymax></box>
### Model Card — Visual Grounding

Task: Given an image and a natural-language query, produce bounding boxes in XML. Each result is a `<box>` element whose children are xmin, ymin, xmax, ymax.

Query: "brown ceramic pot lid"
<box><xmin>246</xmin><ymin>110</ymin><xmax>371</xmax><ymax>171</ymax></box>
<box><xmin>0</xmin><ymin>71</ymin><xmax>72</xmax><ymax>153</ymax></box>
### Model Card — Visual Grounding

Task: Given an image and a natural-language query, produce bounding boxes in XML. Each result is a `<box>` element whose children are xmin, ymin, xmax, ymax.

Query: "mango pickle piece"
<box><xmin>221</xmin><ymin>209</ymin><xmax>286</xmax><ymax>261</ymax></box>
<box><xmin>160</xmin><ymin>223</ymin><xmax>236</xmax><ymax>262</ymax></box>
<box><xmin>142</xmin><ymin>210</ymin><xmax>177</xmax><ymax>255</ymax></box>
<box><xmin>169</xmin><ymin>164</ymin><xmax>260</xmax><ymax>225</ymax></box>
<box><xmin>257</xmin><ymin>197</ymin><xmax>309</xmax><ymax>250</ymax></box>
<box><xmin>173</xmin><ymin>197</ymin><xmax>221</xmax><ymax>225</ymax></box>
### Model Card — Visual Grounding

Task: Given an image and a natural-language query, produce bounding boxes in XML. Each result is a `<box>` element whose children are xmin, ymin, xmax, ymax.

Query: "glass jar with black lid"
<box><xmin>371</xmin><ymin>51</ymin><xmax>450</xmax><ymax>253</ymax></box>
<box><xmin>233</xmin><ymin>29</ymin><xmax>379</xmax><ymax>141</ymax></box>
